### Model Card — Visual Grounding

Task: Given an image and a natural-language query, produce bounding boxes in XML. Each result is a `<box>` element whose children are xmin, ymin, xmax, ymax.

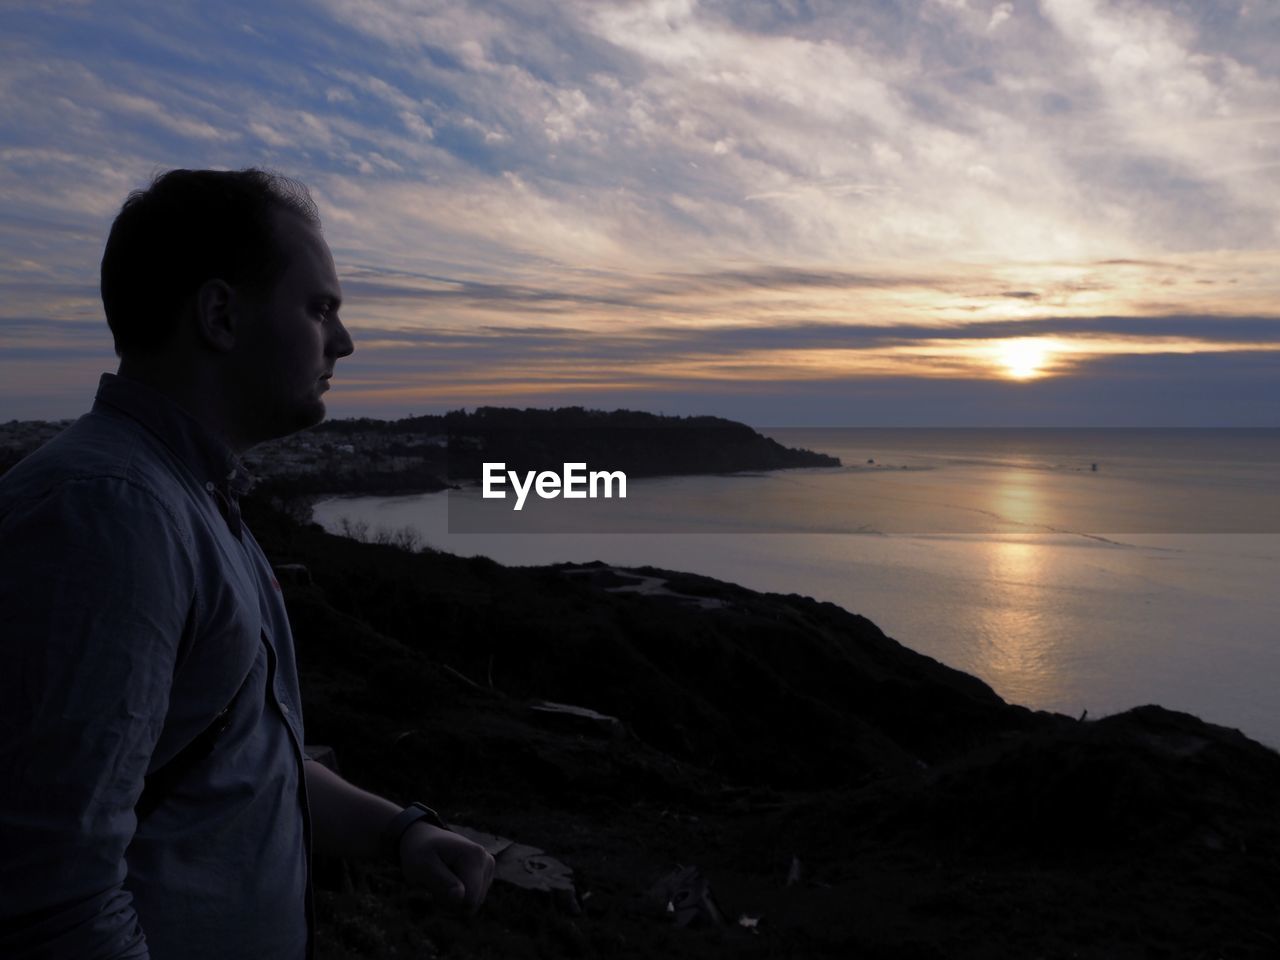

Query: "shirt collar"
<box><xmin>93</xmin><ymin>373</ymin><xmax>254</xmax><ymax>530</ymax></box>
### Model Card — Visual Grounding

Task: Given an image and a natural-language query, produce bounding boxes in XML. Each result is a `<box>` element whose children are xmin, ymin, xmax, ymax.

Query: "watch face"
<box><xmin>382</xmin><ymin>803</ymin><xmax>448</xmax><ymax>861</ymax></box>
<box><xmin>410</xmin><ymin>802</ymin><xmax>447</xmax><ymax>828</ymax></box>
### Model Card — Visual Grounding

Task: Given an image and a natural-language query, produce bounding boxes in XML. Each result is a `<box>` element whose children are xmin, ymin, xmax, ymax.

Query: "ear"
<box><xmin>193</xmin><ymin>279</ymin><xmax>238</xmax><ymax>352</ymax></box>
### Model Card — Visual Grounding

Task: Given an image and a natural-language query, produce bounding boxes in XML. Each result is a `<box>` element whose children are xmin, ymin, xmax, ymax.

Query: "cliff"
<box><xmin>242</xmin><ymin>499</ymin><xmax>1280</xmax><ymax>959</ymax></box>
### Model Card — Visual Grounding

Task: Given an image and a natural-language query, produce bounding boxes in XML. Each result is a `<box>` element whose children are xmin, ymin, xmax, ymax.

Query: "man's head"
<box><xmin>101</xmin><ymin>168</ymin><xmax>318</xmax><ymax>356</ymax></box>
<box><xmin>102</xmin><ymin>168</ymin><xmax>354</xmax><ymax>448</ymax></box>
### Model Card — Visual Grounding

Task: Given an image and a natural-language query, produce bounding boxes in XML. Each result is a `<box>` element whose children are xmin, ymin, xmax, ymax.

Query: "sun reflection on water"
<box><xmin>969</xmin><ymin>537</ymin><xmax>1067</xmax><ymax>707</ymax></box>
<box><xmin>987</xmin><ymin>467</ymin><xmax>1049</xmax><ymax>532</ymax></box>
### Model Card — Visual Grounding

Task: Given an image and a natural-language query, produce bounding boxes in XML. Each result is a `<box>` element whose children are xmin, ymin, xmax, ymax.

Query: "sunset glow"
<box><xmin>996</xmin><ymin>339</ymin><xmax>1054</xmax><ymax>381</ymax></box>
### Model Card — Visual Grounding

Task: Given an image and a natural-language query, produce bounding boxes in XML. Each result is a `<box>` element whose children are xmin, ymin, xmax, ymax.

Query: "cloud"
<box><xmin>2</xmin><ymin>0</ymin><xmax>1279</xmax><ymax>422</ymax></box>
<box><xmin>319</xmin><ymin>349</ymin><xmax>1280</xmax><ymax>427</ymax></box>
<box><xmin>304</xmin><ymin>308</ymin><xmax>1279</xmax><ymax>424</ymax></box>
<box><xmin>337</xmin><ymin>311</ymin><xmax>1280</xmax><ymax>358</ymax></box>
<box><xmin>9</xmin><ymin>0</ymin><xmax>1279</xmax><ymax>271</ymax></box>
<box><xmin>102</xmin><ymin>90</ymin><xmax>240</xmax><ymax>143</ymax></box>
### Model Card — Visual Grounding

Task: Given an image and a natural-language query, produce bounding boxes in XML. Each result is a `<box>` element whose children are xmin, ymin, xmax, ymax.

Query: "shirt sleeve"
<box><xmin>0</xmin><ymin>476</ymin><xmax>197</xmax><ymax>960</ymax></box>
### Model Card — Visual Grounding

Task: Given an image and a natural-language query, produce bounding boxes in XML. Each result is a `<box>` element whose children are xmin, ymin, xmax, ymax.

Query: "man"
<box><xmin>0</xmin><ymin>169</ymin><xmax>494</xmax><ymax>959</ymax></box>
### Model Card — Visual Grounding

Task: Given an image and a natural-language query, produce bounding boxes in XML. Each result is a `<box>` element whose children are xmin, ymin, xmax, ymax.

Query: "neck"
<box><xmin>116</xmin><ymin>356</ymin><xmax>253</xmax><ymax>455</ymax></box>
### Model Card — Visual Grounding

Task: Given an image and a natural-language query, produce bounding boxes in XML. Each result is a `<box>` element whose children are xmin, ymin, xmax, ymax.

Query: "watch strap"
<box><xmin>380</xmin><ymin>801</ymin><xmax>448</xmax><ymax>862</ymax></box>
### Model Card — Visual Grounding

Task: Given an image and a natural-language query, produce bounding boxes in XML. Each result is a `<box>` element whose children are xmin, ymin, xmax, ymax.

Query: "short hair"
<box><xmin>100</xmin><ymin>168</ymin><xmax>320</xmax><ymax>356</ymax></box>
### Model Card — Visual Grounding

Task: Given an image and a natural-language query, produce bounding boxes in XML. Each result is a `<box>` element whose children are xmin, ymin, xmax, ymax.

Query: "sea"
<box><xmin>312</xmin><ymin>428</ymin><xmax>1280</xmax><ymax>749</ymax></box>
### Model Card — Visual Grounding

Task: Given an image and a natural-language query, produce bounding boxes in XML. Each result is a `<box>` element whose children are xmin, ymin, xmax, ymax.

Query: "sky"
<box><xmin>1</xmin><ymin>0</ymin><xmax>1278</xmax><ymax>425</ymax></box>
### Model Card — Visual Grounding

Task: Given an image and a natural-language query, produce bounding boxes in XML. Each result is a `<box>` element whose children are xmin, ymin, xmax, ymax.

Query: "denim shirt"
<box><xmin>0</xmin><ymin>374</ymin><xmax>312</xmax><ymax>959</ymax></box>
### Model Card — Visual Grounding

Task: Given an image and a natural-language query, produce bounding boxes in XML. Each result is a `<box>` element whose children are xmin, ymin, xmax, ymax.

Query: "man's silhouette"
<box><xmin>0</xmin><ymin>169</ymin><xmax>493</xmax><ymax>959</ymax></box>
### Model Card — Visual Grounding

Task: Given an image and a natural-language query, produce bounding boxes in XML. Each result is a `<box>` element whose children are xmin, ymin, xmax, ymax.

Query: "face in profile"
<box><xmin>231</xmin><ymin>210</ymin><xmax>354</xmax><ymax>443</ymax></box>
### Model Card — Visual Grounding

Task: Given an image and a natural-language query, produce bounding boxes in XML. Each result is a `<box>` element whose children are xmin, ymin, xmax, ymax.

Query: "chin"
<box><xmin>277</xmin><ymin>397</ymin><xmax>327</xmax><ymax>438</ymax></box>
<box><xmin>298</xmin><ymin>400</ymin><xmax>327</xmax><ymax>430</ymax></box>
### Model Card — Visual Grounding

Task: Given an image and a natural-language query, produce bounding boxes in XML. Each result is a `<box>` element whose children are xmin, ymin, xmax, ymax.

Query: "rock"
<box><xmin>529</xmin><ymin>700</ymin><xmax>625</xmax><ymax>738</ymax></box>
<box><xmin>648</xmin><ymin>865</ymin><xmax>725</xmax><ymax>929</ymax></box>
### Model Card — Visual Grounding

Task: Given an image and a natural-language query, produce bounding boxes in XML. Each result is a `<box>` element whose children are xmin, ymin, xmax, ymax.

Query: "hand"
<box><xmin>399</xmin><ymin>822</ymin><xmax>496</xmax><ymax>914</ymax></box>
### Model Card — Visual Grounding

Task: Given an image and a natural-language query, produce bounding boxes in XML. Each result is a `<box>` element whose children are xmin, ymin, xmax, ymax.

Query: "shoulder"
<box><xmin>0</xmin><ymin>415</ymin><xmax>203</xmax><ymax>631</ymax></box>
<box><xmin>1</xmin><ymin>410</ymin><xmax>194</xmax><ymax>540</ymax></box>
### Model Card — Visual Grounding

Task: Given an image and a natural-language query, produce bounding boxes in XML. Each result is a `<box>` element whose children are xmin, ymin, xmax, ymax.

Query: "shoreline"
<box><xmin>308</xmin><ymin>491</ymin><xmax>1280</xmax><ymax>751</ymax></box>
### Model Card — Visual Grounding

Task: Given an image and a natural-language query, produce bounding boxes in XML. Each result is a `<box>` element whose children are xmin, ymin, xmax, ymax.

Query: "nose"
<box><xmin>328</xmin><ymin>316</ymin><xmax>354</xmax><ymax>359</ymax></box>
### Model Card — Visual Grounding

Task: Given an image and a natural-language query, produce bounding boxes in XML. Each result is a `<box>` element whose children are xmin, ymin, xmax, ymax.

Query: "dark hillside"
<box><xmin>242</xmin><ymin>500</ymin><xmax>1280</xmax><ymax>959</ymax></box>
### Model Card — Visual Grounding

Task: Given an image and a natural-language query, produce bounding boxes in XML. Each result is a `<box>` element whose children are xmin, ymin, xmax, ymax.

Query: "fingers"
<box><xmin>462</xmin><ymin>848</ymin><xmax>496</xmax><ymax>915</ymax></box>
<box><xmin>400</xmin><ymin>823</ymin><xmax>497</xmax><ymax>914</ymax></box>
<box><xmin>447</xmin><ymin>838</ymin><xmax>495</xmax><ymax>915</ymax></box>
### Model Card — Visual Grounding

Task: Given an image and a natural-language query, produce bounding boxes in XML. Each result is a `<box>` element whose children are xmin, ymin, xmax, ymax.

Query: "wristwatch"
<box><xmin>380</xmin><ymin>801</ymin><xmax>448</xmax><ymax>862</ymax></box>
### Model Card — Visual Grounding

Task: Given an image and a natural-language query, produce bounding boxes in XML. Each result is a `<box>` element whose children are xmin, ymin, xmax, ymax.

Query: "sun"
<box><xmin>995</xmin><ymin>338</ymin><xmax>1053</xmax><ymax>380</ymax></box>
